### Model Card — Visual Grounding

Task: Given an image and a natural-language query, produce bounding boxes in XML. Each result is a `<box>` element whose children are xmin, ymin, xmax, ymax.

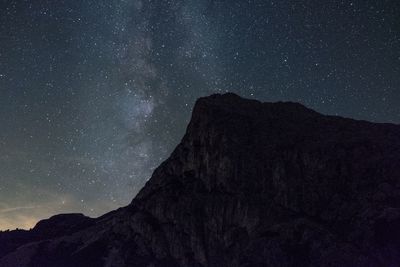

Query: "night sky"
<box><xmin>1</xmin><ymin>0</ymin><xmax>399</xmax><ymax>230</ymax></box>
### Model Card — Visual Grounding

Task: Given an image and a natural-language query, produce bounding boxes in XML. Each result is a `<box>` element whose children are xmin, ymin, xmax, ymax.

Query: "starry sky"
<box><xmin>0</xmin><ymin>0</ymin><xmax>399</xmax><ymax>230</ymax></box>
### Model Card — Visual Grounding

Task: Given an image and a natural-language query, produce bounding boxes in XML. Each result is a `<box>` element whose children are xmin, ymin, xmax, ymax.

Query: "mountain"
<box><xmin>0</xmin><ymin>214</ymin><xmax>95</xmax><ymax>259</ymax></box>
<box><xmin>1</xmin><ymin>93</ymin><xmax>400</xmax><ymax>267</ymax></box>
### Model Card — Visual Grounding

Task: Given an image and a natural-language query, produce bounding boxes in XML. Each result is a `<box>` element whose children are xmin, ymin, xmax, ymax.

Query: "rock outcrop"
<box><xmin>1</xmin><ymin>93</ymin><xmax>400</xmax><ymax>267</ymax></box>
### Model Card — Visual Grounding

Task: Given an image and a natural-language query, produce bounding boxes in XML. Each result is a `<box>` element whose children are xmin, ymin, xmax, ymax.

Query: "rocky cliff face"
<box><xmin>1</xmin><ymin>93</ymin><xmax>400</xmax><ymax>267</ymax></box>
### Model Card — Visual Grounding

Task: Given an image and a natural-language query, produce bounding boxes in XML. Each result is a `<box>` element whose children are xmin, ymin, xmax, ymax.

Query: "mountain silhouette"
<box><xmin>1</xmin><ymin>93</ymin><xmax>400</xmax><ymax>267</ymax></box>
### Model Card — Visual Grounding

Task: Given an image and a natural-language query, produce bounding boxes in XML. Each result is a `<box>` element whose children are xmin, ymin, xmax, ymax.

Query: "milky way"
<box><xmin>0</xmin><ymin>0</ymin><xmax>399</xmax><ymax>229</ymax></box>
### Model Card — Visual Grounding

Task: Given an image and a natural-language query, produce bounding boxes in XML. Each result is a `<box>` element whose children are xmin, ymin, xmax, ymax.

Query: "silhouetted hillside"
<box><xmin>1</xmin><ymin>93</ymin><xmax>400</xmax><ymax>267</ymax></box>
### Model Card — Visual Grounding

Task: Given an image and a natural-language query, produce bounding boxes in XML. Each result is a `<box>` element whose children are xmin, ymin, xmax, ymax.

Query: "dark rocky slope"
<box><xmin>0</xmin><ymin>213</ymin><xmax>94</xmax><ymax>259</ymax></box>
<box><xmin>1</xmin><ymin>93</ymin><xmax>400</xmax><ymax>267</ymax></box>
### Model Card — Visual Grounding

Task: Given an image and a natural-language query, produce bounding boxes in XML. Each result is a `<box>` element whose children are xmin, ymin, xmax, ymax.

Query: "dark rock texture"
<box><xmin>1</xmin><ymin>93</ymin><xmax>400</xmax><ymax>267</ymax></box>
<box><xmin>0</xmin><ymin>214</ymin><xmax>94</xmax><ymax>259</ymax></box>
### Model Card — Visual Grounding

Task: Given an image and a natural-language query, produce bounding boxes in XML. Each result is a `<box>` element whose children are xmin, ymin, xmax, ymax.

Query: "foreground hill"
<box><xmin>1</xmin><ymin>93</ymin><xmax>400</xmax><ymax>267</ymax></box>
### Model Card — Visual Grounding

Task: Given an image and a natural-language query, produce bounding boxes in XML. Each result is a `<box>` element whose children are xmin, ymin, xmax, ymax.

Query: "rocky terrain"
<box><xmin>1</xmin><ymin>93</ymin><xmax>400</xmax><ymax>267</ymax></box>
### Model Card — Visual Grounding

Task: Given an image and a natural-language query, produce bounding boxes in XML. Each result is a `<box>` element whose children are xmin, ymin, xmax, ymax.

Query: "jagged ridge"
<box><xmin>1</xmin><ymin>93</ymin><xmax>400</xmax><ymax>267</ymax></box>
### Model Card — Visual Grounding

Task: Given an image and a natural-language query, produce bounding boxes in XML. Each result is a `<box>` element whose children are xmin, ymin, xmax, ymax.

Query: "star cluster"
<box><xmin>0</xmin><ymin>0</ymin><xmax>399</xmax><ymax>229</ymax></box>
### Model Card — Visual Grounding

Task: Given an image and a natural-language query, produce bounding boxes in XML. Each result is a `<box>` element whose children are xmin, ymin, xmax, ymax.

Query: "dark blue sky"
<box><xmin>0</xmin><ymin>0</ymin><xmax>399</xmax><ymax>229</ymax></box>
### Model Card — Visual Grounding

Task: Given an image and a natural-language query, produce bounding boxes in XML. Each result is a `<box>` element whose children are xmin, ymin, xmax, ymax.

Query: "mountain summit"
<box><xmin>1</xmin><ymin>93</ymin><xmax>400</xmax><ymax>267</ymax></box>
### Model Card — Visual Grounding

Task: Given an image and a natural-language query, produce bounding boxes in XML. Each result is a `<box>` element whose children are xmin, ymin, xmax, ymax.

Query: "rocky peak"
<box><xmin>1</xmin><ymin>93</ymin><xmax>400</xmax><ymax>267</ymax></box>
<box><xmin>33</xmin><ymin>213</ymin><xmax>94</xmax><ymax>236</ymax></box>
<box><xmin>136</xmin><ymin>93</ymin><xmax>320</xmax><ymax>197</ymax></box>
